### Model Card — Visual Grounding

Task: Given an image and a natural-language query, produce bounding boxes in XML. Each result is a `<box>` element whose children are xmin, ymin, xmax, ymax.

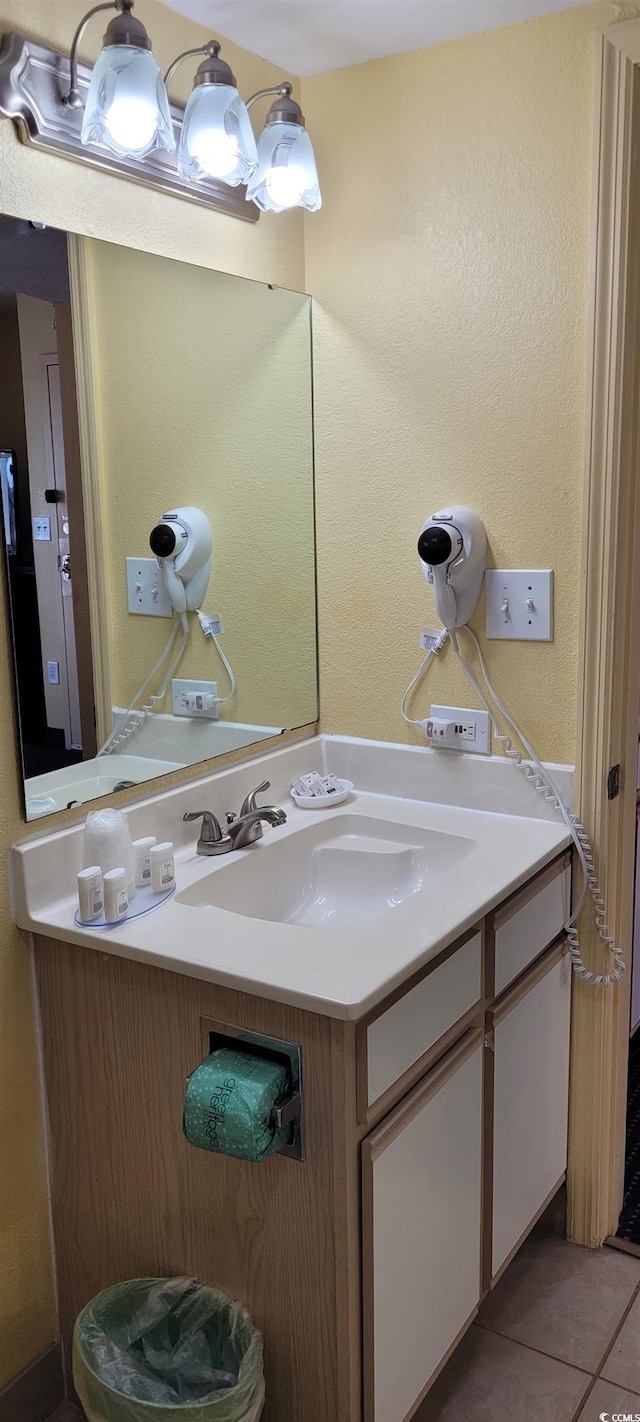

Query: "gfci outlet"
<box><xmin>429</xmin><ymin>705</ymin><xmax>491</xmax><ymax>755</ymax></box>
<box><xmin>172</xmin><ymin>679</ymin><xmax>219</xmax><ymax>719</ymax></box>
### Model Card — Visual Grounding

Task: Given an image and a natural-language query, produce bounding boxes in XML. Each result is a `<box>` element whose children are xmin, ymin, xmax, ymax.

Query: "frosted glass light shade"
<box><xmin>178</xmin><ymin>84</ymin><xmax>257</xmax><ymax>185</ymax></box>
<box><xmin>246</xmin><ymin>122</ymin><xmax>321</xmax><ymax>213</ymax></box>
<box><xmin>81</xmin><ymin>45</ymin><xmax>175</xmax><ymax>158</ymax></box>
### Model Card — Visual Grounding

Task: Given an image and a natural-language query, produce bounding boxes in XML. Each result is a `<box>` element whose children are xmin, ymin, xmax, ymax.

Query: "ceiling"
<box><xmin>161</xmin><ymin>0</ymin><xmax>593</xmax><ymax>78</ymax></box>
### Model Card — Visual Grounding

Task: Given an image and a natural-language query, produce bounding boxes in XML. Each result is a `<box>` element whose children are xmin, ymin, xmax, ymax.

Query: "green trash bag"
<box><xmin>73</xmin><ymin>1277</ymin><xmax>265</xmax><ymax>1422</ymax></box>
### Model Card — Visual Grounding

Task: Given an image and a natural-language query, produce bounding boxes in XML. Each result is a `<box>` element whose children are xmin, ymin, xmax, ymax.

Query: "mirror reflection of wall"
<box><xmin>0</xmin><ymin>218</ymin><xmax>318</xmax><ymax>822</ymax></box>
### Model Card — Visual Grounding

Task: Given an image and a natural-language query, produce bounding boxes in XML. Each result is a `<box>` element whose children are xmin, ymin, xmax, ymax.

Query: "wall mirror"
<box><xmin>0</xmin><ymin>215</ymin><xmax>317</xmax><ymax>820</ymax></box>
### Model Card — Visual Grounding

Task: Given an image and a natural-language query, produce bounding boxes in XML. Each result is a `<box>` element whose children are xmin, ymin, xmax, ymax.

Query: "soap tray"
<box><xmin>75</xmin><ymin>881</ymin><xmax>175</xmax><ymax>928</ymax></box>
<box><xmin>290</xmin><ymin>778</ymin><xmax>354</xmax><ymax>810</ymax></box>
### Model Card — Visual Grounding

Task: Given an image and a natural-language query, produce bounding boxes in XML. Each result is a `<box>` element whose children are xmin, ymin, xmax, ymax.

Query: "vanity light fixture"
<box><xmin>65</xmin><ymin>0</ymin><xmax>174</xmax><ymax>159</ymax></box>
<box><xmin>166</xmin><ymin>41</ymin><xmax>257</xmax><ymax>186</ymax></box>
<box><xmin>0</xmin><ymin>15</ymin><xmax>321</xmax><ymax>220</ymax></box>
<box><xmin>246</xmin><ymin>85</ymin><xmax>321</xmax><ymax>213</ymax></box>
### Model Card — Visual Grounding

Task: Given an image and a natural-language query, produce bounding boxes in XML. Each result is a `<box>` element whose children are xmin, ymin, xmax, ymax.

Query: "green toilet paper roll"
<box><xmin>183</xmin><ymin>1047</ymin><xmax>293</xmax><ymax>1162</ymax></box>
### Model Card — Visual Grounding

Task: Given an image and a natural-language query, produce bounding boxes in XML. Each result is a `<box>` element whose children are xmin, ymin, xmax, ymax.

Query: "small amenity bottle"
<box><xmin>77</xmin><ymin>866</ymin><xmax>103</xmax><ymax>922</ymax></box>
<box><xmin>133</xmin><ymin>836</ymin><xmax>156</xmax><ymax>888</ymax></box>
<box><xmin>103</xmin><ymin>867</ymin><xmax>129</xmax><ymax>922</ymax></box>
<box><xmin>150</xmin><ymin>841</ymin><xmax>175</xmax><ymax>893</ymax></box>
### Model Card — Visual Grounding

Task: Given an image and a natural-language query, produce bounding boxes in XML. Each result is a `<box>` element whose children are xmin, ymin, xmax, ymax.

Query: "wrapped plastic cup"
<box><xmin>83</xmin><ymin>809</ymin><xmax>135</xmax><ymax>901</ymax></box>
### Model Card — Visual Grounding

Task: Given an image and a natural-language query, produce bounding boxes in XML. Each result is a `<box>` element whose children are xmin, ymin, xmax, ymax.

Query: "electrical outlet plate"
<box><xmin>172</xmin><ymin>679</ymin><xmax>219</xmax><ymax>719</ymax></box>
<box><xmin>33</xmin><ymin>516</ymin><xmax>51</xmax><ymax>541</ymax></box>
<box><xmin>126</xmin><ymin>557</ymin><xmax>172</xmax><ymax>617</ymax></box>
<box><xmin>486</xmin><ymin>569</ymin><xmax>553</xmax><ymax>641</ymax></box>
<box><xmin>430</xmin><ymin>705</ymin><xmax>491</xmax><ymax>754</ymax></box>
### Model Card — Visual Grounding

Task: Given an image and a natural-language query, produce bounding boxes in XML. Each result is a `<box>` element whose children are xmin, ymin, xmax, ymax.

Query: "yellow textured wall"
<box><xmin>0</xmin><ymin>0</ymin><xmax>305</xmax><ymax>1390</ymax></box>
<box><xmin>85</xmin><ymin>239</ymin><xmax>316</xmax><ymax>730</ymax></box>
<box><xmin>304</xmin><ymin>0</ymin><xmax>640</xmax><ymax>765</ymax></box>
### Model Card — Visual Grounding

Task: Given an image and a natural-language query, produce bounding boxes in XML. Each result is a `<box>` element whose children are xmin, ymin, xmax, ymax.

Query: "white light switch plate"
<box><xmin>430</xmin><ymin>705</ymin><xmax>491</xmax><ymax>754</ymax></box>
<box><xmin>486</xmin><ymin>569</ymin><xmax>553</xmax><ymax>641</ymax></box>
<box><xmin>126</xmin><ymin>557</ymin><xmax>172</xmax><ymax>617</ymax></box>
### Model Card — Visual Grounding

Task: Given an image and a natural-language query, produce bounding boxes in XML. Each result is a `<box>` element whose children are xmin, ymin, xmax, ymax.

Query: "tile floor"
<box><xmin>417</xmin><ymin>1205</ymin><xmax>640</xmax><ymax>1421</ymax></box>
<box><xmin>44</xmin><ymin>1202</ymin><xmax>640</xmax><ymax>1422</ymax></box>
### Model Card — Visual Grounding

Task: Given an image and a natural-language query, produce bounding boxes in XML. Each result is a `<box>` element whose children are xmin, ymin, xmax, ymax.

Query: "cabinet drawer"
<box><xmin>362</xmin><ymin>928</ymin><xmax>483</xmax><ymax>1115</ymax></box>
<box><xmin>492</xmin><ymin>853</ymin><xmax>570</xmax><ymax>996</ymax></box>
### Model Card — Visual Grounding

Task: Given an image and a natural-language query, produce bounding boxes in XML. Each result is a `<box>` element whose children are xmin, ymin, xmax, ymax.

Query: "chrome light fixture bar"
<box><xmin>0</xmin><ymin>23</ymin><xmax>259</xmax><ymax>222</ymax></box>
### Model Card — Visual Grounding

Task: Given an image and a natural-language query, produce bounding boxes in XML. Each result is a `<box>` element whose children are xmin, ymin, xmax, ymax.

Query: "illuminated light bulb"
<box><xmin>104</xmin><ymin>96</ymin><xmax>158</xmax><ymax>153</ymax></box>
<box><xmin>192</xmin><ymin>130</ymin><xmax>240</xmax><ymax>179</ymax></box>
<box><xmin>265</xmin><ymin>164</ymin><xmax>305</xmax><ymax>209</ymax></box>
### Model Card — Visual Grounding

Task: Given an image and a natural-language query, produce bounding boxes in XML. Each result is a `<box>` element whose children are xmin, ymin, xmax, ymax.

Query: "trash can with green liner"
<box><xmin>73</xmin><ymin>1277</ymin><xmax>265</xmax><ymax>1422</ymax></box>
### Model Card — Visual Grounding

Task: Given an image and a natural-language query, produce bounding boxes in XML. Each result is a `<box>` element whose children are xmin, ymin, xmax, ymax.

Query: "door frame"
<box><xmin>66</xmin><ymin>234</ymin><xmax>113</xmax><ymax>746</ymax></box>
<box><xmin>43</xmin><ymin>353</ymin><xmax>83</xmax><ymax>748</ymax></box>
<box><xmin>569</xmin><ymin>17</ymin><xmax>640</xmax><ymax>1246</ymax></box>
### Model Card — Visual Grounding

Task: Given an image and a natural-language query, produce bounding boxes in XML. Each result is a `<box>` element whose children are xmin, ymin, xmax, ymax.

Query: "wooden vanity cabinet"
<box><xmin>35</xmin><ymin>941</ymin><xmax>365</xmax><ymax>1422</ymax></box>
<box><xmin>33</xmin><ymin>848</ymin><xmax>571</xmax><ymax>1422</ymax></box>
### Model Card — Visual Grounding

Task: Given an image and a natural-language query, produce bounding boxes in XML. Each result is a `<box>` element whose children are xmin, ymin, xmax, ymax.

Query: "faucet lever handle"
<box><xmin>183</xmin><ymin>810</ymin><xmax>224</xmax><ymax>842</ymax></box>
<box><xmin>239</xmin><ymin>779</ymin><xmax>271</xmax><ymax>817</ymax></box>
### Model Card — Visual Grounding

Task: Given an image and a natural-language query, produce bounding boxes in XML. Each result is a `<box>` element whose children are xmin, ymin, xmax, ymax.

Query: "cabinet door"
<box><xmin>362</xmin><ymin>1030</ymin><xmax>484</xmax><ymax>1422</ymax></box>
<box><xmin>490</xmin><ymin>941</ymin><xmax>571</xmax><ymax>1282</ymax></box>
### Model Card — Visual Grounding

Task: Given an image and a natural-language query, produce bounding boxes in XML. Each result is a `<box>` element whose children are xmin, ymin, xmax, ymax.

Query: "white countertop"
<box><xmin>11</xmin><ymin>735</ymin><xmax>571</xmax><ymax>1020</ymax></box>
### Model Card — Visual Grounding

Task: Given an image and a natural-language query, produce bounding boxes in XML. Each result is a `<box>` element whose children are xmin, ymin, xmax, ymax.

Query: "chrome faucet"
<box><xmin>227</xmin><ymin>802</ymin><xmax>287</xmax><ymax>849</ymax></box>
<box><xmin>183</xmin><ymin>781</ymin><xmax>286</xmax><ymax>857</ymax></box>
<box><xmin>226</xmin><ymin>780</ymin><xmax>287</xmax><ymax>849</ymax></box>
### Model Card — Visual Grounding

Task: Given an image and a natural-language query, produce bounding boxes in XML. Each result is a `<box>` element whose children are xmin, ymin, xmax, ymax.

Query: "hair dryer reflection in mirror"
<box><xmin>149</xmin><ymin>506</ymin><xmax>213</xmax><ymax>613</ymax></box>
<box><xmin>97</xmin><ymin>506</ymin><xmax>215</xmax><ymax>757</ymax></box>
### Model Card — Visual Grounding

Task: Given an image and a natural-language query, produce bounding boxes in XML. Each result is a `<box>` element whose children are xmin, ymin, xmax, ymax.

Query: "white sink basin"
<box><xmin>176</xmin><ymin>814</ymin><xmax>477</xmax><ymax>930</ymax></box>
<box><xmin>11</xmin><ymin>733</ymin><xmax>574</xmax><ymax>1017</ymax></box>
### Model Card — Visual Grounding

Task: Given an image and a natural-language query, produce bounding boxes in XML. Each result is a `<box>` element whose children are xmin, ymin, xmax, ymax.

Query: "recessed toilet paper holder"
<box><xmin>273</xmin><ymin>1092</ymin><xmax>302</xmax><ymax>1128</ymax></box>
<box><xmin>200</xmin><ymin>1016</ymin><xmax>305</xmax><ymax>1162</ymax></box>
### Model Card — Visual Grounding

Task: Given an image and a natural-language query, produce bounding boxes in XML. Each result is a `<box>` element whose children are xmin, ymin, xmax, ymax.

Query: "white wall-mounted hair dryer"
<box><xmin>149</xmin><ymin>506</ymin><xmax>212</xmax><ymax>613</ymax></box>
<box><xmin>417</xmin><ymin>505</ymin><xmax>487</xmax><ymax>630</ymax></box>
<box><xmin>408</xmin><ymin>502</ymin><xmax>625</xmax><ymax>989</ymax></box>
